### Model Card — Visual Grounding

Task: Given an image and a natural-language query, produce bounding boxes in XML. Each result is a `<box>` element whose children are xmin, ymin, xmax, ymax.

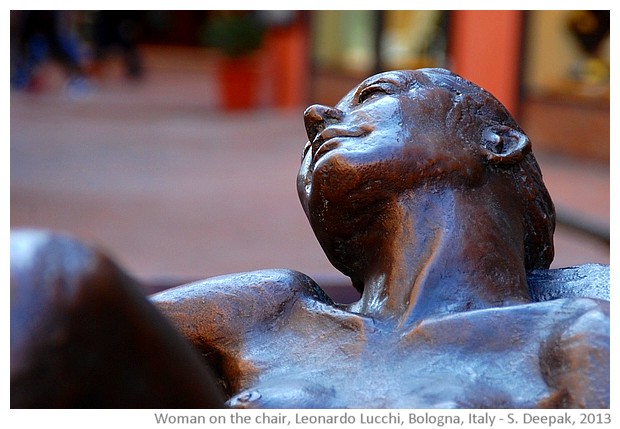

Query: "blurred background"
<box><xmin>10</xmin><ymin>10</ymin><xmax>610</xmax><ymax>297</ymax></box>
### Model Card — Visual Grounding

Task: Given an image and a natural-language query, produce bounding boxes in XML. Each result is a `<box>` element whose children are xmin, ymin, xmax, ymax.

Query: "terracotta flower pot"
<box><xmin>217</xmin><ymin>55</ymin><xmax>260</xmax><ymax>110</ymax></box>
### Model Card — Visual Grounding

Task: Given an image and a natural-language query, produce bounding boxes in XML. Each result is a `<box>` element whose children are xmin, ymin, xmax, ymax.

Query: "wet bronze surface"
<box><xmin>11</xmin><ymin>69</ymin><xmax>609</xmax><ymax>408</ymax></box>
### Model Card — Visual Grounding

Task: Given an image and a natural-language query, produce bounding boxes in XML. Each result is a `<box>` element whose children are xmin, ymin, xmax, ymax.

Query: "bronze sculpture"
<box><xmin>11</xmin><ymin>68</ymin><xmax>609</xmax><ymax>408</ymax></box>
<box><xmin>10</xmin><ymin>229</ymin><xmax>225</xmax><ymax>408</ymax></box>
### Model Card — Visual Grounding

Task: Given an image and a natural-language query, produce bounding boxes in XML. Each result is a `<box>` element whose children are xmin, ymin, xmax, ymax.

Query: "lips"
<box><xmin>313</xmin><ymin>138</ymin><xmax>341</xmax><ymax>160</ymax></box>
<box><xmin>306</xmin><ymin>127</ymin><xmax>369</xmax><ymax>161</ymax></box>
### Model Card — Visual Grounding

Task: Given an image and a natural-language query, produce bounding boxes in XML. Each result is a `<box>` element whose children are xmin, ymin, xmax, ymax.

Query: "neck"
<box><xmin>347</xmin><ymin>185</ymin><xmax>530</xmax><ymax>329</ymax></box>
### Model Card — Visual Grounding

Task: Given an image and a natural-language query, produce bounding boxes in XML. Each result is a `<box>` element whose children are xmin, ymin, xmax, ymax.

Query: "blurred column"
<box><xmin>449</xmin><ymin>10</ymin><xmax>523</xmax><ymax>115</ymax></box>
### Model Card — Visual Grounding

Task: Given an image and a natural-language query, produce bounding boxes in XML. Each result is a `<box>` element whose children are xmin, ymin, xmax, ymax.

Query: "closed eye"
<box><xmin>357</xmin><ymin>81</ymin><xmax>396</xmax><ymax>104</ymax></box>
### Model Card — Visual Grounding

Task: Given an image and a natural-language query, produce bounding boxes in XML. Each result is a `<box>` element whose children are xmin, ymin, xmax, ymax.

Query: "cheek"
<box><xmin>403</xmin><ymin>139</ymin><xmax>486</xmax><ymax>187</ymax></box>
<box><xmin>309</xmin><ymin>151</ymin><xmax>409</xmax><ymax>213</ymax></box>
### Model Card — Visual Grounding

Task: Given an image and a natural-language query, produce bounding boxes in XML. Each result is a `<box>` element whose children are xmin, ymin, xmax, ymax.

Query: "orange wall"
<box><xmin>449</xmin><ymin>10</ymin><xmax>523</xmax><ymax>115</ymax></box>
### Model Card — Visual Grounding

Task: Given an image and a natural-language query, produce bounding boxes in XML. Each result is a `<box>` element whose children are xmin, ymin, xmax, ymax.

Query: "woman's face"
<box><xmin>297</xmin><ymin>69</ymin><xmax>484</xmax><ymax>227</ymax></box>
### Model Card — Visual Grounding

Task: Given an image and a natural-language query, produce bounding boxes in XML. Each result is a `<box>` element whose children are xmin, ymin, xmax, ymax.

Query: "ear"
<box><xmin>481</xmin><ymin>125</ymin><xmax>531</xmax><ymax>165</ymax></box>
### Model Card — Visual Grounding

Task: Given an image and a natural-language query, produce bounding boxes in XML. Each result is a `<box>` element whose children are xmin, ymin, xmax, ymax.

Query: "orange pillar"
<box><xmin>449</xmin><ymin>10</ymin><xmax>523</xmax><ymax>115</ymax></box>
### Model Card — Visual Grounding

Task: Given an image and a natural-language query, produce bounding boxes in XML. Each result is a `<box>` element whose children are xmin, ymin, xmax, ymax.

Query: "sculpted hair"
<box><xmin>425</xmin><ymin>69</ymin><xmax>556</xmax><ymax>269</ymax></box>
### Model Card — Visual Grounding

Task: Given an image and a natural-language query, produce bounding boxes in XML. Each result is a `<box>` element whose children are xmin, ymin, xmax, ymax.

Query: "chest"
<box><xmin>227</xmin><ymin>311</ymin><xmax>556</xmax><ymax>408</ymax></box>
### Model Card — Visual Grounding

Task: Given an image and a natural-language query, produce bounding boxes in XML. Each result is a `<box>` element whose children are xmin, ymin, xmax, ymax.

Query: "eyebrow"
<box><xmin>361</xmin><ymin>74</ymin><xmax>406</xmax><ymax>89</ymax></box>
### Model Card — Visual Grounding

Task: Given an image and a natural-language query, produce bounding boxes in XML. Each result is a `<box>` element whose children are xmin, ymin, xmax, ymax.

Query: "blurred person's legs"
<box><xmin>11</xmin><ymin>11</ymin><xmax>92</xmax><ymax>95</ymax></box>
<box><xmin>92</xmin><ymin>11</ymin><xmax>144</xmax><ymax>81</ymax></box>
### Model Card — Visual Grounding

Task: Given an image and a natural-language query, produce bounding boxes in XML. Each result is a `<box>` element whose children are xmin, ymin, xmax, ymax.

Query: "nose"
<box><xmin>303</xmin><ymin>104</ymin><xmax>344</xmax><ymax>142</ymax></box>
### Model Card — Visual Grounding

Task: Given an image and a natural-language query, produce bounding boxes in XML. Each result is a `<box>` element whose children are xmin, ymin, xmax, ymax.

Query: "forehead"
<box><xmin>336</xmin><ymin>68</ymin><xmax>472</xmax><ymax>107</ymax></box>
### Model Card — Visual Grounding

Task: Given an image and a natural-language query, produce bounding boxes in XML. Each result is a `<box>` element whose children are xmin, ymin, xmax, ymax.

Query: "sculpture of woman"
<box><xmin>153</xmin><ymin>69</ymin><xmax>609</xmax><ymax>408</ymax></box>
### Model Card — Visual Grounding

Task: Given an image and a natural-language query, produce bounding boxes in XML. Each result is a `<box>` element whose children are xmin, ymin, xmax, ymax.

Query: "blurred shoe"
<box><xmin>63</xmin><ymin>76</ymin><xmax>95</xmax><ymax>100</ymax></box>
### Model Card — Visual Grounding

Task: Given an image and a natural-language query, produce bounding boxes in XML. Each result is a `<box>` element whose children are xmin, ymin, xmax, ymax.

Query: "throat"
<box><xmin>347</xmin><ymin>189</ymin><xmax>530</xmax><ymax>329</ymax></box>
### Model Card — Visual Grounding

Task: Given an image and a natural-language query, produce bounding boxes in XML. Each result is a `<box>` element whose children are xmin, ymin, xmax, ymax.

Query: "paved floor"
<box><xmin>10</xmin><ymin>46</ymin><xmax>610</xmax><ymax>291</ymax></box>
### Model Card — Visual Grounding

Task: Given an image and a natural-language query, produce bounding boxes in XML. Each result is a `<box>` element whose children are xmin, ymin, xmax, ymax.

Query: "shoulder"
<box><xmin>527</xmin><ymin>296</ymin><xmax>609</xmax><ymax>352</ymax></box>
<box><xmin>150</xmin><ymin>269</ymin><xmax>333</xmax><ymax>350</ymax></box>
<box><xmin>551</xmin><ymin>297</ymin><xmax>609</xmax><ymax>360</ymax></box>
<box><xmin>543</xmin><ymin>296</ymin><xmax>609</xmax><ymax>333</ymax></box>
<box><xmin>539</xmin><ymin>297</ymin><xmax>609</xmax><ymax>408</ymax></box>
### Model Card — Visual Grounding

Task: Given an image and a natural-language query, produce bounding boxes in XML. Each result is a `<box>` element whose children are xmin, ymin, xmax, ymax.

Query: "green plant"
<box><xmin>201</xmin><ymin>12</ymin><xmax>265</xmax><ymax>57</ymax></box>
